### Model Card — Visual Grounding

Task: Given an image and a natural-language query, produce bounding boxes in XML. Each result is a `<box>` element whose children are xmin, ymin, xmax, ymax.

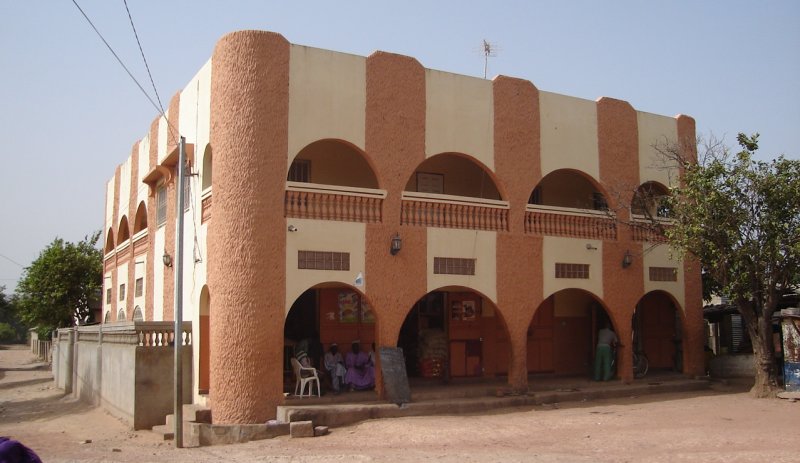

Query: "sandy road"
<box><xmin>1</xmin><ymin>344</ymin><xmax>797</xmax><ymax>463</ymax></box>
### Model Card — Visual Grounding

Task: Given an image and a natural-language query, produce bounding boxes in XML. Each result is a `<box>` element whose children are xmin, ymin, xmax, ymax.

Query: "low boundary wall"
<box><xmin>52</xmin><ymin>322</ymin><xmax>192</xmax><ymax>430</ymax></box>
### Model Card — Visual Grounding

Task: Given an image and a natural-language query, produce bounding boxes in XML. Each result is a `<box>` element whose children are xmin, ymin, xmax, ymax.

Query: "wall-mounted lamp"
<box><xmin>622</xmin><ymin>250</ymin><xmax>633</xmax><ymax>268</ymax></box>
<box><xmin>390</xmin><ymin>233</ymin><xmax>402</xmax><ymax>256</ymax></box>
<box><xmin>586</xmin><ymin>243</ymin><xmax>598</xmax><ymax>250</ymax></box>
<box><xmin>287</xmin><ymin>225</ymin><xmax>298</xmax><ymax>232</ymax></box>
<box><xmin>162</xmin><ymin>252</ymin><xmax>173</xmax><ymax>268</ymax></box>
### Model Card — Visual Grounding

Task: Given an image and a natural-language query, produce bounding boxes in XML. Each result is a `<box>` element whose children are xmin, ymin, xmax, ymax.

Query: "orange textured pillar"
<box><xmin>364</xmin><ymin>51</ymin><xmax>428</xmax><ymax>396</ymax></box>
<box><xmin>493</xmin><ymin>75</ymin><xmax>541</xmax><ymax>391</ymax></box>
<box><xmin>597</xmin><ymin>96</ymin><xmax>642</xmax><ymax>383</ymax></box>
<box><xmin>208</xmin><ymin>31</ymin><xmax>290</xmax><ymax>424</ymax></box>
<box><xmin>676</xmin><ymin>114</ymin><xmax>704</xmax><ymax>377</ymax></box>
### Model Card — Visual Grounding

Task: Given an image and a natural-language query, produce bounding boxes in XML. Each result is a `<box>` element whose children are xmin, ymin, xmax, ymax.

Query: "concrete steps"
<box><xmin>152</xmin><ymin>404</ymin><xmax>212</xmax><ymax>442</ymax></box>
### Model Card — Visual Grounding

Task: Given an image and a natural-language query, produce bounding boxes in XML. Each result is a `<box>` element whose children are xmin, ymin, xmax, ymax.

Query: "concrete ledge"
<box><xmin>191</xmin><ymin>421</ymin><xmax>290</xmax><ymax>446</ymax></box>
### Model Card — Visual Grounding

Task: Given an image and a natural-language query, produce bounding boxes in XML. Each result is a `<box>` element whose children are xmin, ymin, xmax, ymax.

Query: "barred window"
<box><xmin>156</xmin><ymin>184</ymin><xmax>167</xmax><ymax>226</ymax></box>
<box><xmin>298</xmin><ymin>251</ymin><xmax>350</xmax><ymax>271</ymax></box>
<box><xmin>288</xmin><ymin>160</ymin><xmax>311</xmax><ymax>182</ymax></box>
<box><xmin>135</xmin><ymin>277</ymin><xmax>144</xmax><ymax>297</ymax></box>
<box><xmin>433</xmin><ymin>257</ymin><xmax>476</xmax><ymax>275</ymax></box>
<box><xmin>555</xmin><ymin>263</ymin><xmax>590</xmax><ymax>279</ymax></box>
<box><xmin>119</xmin><ymin>283</ymin><xmax>126</xmax><ymax>301</ymax></box>
<box><xmin>106</xmin><ymin>288</ymin><xmax>112</xmax><ymax>304</ymax></box>
<box><xmin>649</xmin><ymin>267</ymin><xmax>678</xmax><ymax>282</ymax></box>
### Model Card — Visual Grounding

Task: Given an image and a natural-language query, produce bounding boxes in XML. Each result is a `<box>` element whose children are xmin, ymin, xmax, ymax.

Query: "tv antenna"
<box><xmin>480</xmin><ymin>39</ymin><xmax>499</xmax><ymax>79</ymax></box>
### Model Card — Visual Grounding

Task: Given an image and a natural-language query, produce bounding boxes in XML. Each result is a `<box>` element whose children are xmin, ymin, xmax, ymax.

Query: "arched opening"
<box><xmin>105</xmin><ymin>228</ymin><xmax>115</xmax><ymax>253</ymax></box>
<box><xmin>132</xmin><ymin>305</ymin><xmax>144</xmax><ymax>321</ymax></box>
<box><xmin>529</xmin><ymin>169</ymin><xmax>608</xmax><ymax>210</ymax></box>
<box><xmin>405</xmin><ymin>153</ymin><xmax>502</xmax><ymax>200</ymax></box>
<box><xmin>133</xmin><ymin>202</ymin><xmax>148</xmax><ymax>234</ymax></box>
<box><xmin>398</xmin><ymin>288</ymin><xmax>509</xmax><ymax>383</ymax></box>
<box><xmin>284</xmin><ymin>284</ymin><xmax>377</xmax><ymax>395</ymax></box>
<box><xmin>117</xmin><ymin>308</ymin><xmax>126</xmax><ymax>321</ymax></box>
<box><xmin>634</xmin><ymin>291</ymin><xmax>683</xmax><ymax>373</ymax></box>
<box><xmin>288</xmin><ymin>139</ymin><xmax>378</xmax><ymax>189</ymax></box>
<box><xmin>201</xmin><ymin>144</ymin><xmax>212</xmax><ymax>191</ymax></box>
<box><xmin>117</xmin><ymin>216</ymin><xmax>130</xmax><ymax>244</ymax></box>
<box><xmin>199</xmin><ymin>285</ymin><xmax>211</xmax><ymax>394</ymax></box>
<box><xmin>530</xmin><ymin>289</ymin><xmax>611</xmax><ymax>377</ymax></box>
<box><xmin>632</xmin><ymin>181</ymin><xmax>670</xmax><ymax>218</ymax></box>
<box><xmin>104</xmin><ymin>311</ymin><xmax>111</xmax><ymax>323</ymax></box>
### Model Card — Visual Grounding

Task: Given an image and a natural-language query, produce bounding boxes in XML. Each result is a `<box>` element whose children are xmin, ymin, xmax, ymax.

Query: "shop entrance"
<box><xmin>635</xmin><ymin>291</ymin><xmax>681</xmax><ymax>372</ymax></box>
<box><xmin>398</xmin><ymin>289</ymin><xmax>508</xmax><ymax>380</ymax></box>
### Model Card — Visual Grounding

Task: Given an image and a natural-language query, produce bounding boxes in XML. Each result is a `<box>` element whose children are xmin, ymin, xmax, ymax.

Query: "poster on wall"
<box><xmin>338</xmin><ymin>291</ymin><xmax>359</xmax><ymax>323</ymax></box>
<box><xmin>451</xmin><ymin>301</ymin><xmax>462</xmax><ymax>321</ymax></box>
<box><xmin>462</xmin><ymin>300</ymin><xmax>477</xmax><ymax>321</ymax></box>
<box><xmin>361</xmin><ymin>299</ymin><xmax>376</xmax><ymax>323</ymax></box>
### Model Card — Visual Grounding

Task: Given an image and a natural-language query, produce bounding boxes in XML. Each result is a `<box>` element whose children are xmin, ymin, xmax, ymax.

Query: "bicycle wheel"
<box><xmin>633</xmin><ymin>352</ymin><xmax>649</xmax><ymax>379</ymax></box>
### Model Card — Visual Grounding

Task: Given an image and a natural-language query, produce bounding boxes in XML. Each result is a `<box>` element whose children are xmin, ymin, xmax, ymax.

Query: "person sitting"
<box><xmin>344</xmin><ymin>340</ymin><xmax>375</xmax><ymax>391</ymax></box>
<box><xmin>324</xmin><ymin>343</ymin><xmax>347</xmax><ymax>394</ymax></box>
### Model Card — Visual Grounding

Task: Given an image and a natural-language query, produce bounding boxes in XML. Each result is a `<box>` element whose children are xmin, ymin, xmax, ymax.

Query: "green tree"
<box><xmin>0</xmin><ymin>287</ymin><xmax>26</xmax><ymax>343</ymax></box>
<box><xmin>664</xmin><ymin>134</ymin><xmax>800</xmax><ymax>396</ymax></box>
<box><xmin>15</xmin><ymin>232</ymin><xmax>103</xmax><ymax>338</ymax></box>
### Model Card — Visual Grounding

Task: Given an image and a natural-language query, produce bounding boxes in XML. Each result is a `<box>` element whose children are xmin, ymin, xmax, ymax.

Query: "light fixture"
<box><xmin>390</xmin><ymin>233</ymin><xmax>402</xmax><ymax>256</ymax></box>
<box><xmin>162</xmin><ymin>252</ymin><xmax>173</xmax><ymax>268</ymax></box>
<box><xmin>622</xmin><ymin>250</ymin><xmax>633</xmax><ymax>268</ymax></box>
<box><xmin>288</xmin><ymin>225</ymin><xmax>298</xmax><ymax>232</ymax></box>
<box><xmin>586</xmin><ymin>243</ymin><xmax>597</xmax><ymax>250</ymax></box>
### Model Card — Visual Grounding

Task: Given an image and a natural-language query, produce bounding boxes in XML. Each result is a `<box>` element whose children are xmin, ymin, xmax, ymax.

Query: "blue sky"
<box><xmin>1</xmin><ymin>1</ymin><xmax>798</xmax><ymax>290</ymax></box>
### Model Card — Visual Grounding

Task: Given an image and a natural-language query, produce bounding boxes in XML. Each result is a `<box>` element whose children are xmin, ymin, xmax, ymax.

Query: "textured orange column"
<box><xmin>111</xmin><ymin>166</ymin><xmax>121</xmax><ymax>319</ymax></box>
<box><xmin>208</xmin><ymin>31</ymin><xmax>289</xmax><ymax>423</ymax></box>
<box><xmin>597</xmin><ymin>97</ymin><xmax>641</xmax><ymax>382</ymax></box>
<box><xmin>145</xmin><ymin>118</ymin><xmax>159</xmax><ymax>322</ymax></box>
<box><xmin>364</xmin><ymin>51</ymin><xmax>428</xmax><ymax>396</ymax></box>
<box><xmin>676</xmin><ymin>114</ymin><xmax>704</xmax><ymax>377</ymax></box>
<box><xmin>493</xmin><ymin>76</ymin><xmax>541</xmax><ymax>391</ymax></box>
<box><xmin>126</xmin><ymin>142</ymin><xmax>140</xmax><ymax>314</ymax></box>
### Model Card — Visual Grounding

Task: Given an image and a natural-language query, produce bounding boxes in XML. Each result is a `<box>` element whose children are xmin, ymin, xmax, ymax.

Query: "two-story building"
<box><xmin>102</xmin><ymin>30</ymin><xmax>704</xmax><ymax>425</ymax></box>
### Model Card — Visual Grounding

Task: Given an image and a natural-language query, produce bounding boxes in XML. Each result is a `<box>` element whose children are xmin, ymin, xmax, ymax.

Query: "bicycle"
<box><xmin>610</xmin><ymin>344</ymin><xmax>649</xmax><ymax>379</ymax></box>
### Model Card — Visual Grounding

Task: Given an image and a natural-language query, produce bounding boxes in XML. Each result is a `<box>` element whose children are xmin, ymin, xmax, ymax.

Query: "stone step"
<box><xmin>164</xmin><ymin>404</ymin><xmax>212</xmax><ymax>428</ymax></box>
<box><xmin>151</xmin><ymin>424</ymin><xmax>174</xmax><ymax>441</ymax></box>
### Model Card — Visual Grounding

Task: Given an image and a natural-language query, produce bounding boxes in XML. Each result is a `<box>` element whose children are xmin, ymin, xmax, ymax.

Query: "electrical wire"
<box><xmin>122</xmin><ymin>0</ymin><xmax>166</xmax><ymax>117</ymax></box>
<box><xmin>70</xmin><ymin>0</ymin><xmax>178</xmax><ymax>137</ymax></box>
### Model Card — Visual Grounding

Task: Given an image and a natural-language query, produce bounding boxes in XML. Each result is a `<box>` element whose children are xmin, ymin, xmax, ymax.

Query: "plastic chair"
<box><xmin>290</xmin><ymin>357</ymin><xmax>321</xmax><ymax>397</ymax></box>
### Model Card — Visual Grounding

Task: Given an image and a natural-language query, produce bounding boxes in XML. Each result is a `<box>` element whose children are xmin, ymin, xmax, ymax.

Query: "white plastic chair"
<box><xmin>290</xmin><ymin>357</ymin><xmax>321</xmax><ymax>397</ymax></box>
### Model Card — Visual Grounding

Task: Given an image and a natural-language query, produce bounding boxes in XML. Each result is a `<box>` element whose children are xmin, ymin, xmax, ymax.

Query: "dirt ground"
<box><xmin>1</xmin><ymin>344</ymin><xmax>798</xmax><ymax>463</ymax></box>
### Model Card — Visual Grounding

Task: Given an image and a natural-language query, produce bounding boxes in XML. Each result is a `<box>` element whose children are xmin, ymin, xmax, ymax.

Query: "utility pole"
<box><xmin>173</xmin><ymin>136</ymin><xmax>186</xmax><ymax>448</ymax></box>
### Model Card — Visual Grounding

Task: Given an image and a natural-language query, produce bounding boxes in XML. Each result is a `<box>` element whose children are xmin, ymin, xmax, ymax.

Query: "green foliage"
<box><xmin>0</xmin><ymin>322</ymin><xmax>16</xmax><ymax>342</ymax></box>
<box><xmin>0</xmin><ymin>286</ymin><xmax>26</xmax><ymax>343</ymax></box>
<box><xmin>665</xmin><ymin>133</ymin><xmax>800</xmax><ymax>394</ymax></box>
<box><xmin>15</xmin><ymin>232</ymin><xmax>103</xmax><ymax>338</ymax></box>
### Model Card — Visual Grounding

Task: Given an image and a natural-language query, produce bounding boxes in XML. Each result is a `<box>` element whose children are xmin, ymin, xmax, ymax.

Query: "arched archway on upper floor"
<box><xmin>105</xmin><ymin>228</ymin><xmax>115</xmax><ymax>253</ymax></box>
<box><xmin>133</xmin><ymin>202</ymin><xmax>148</xmax><ymax>234</ymax></box>
<box><xmin>288</xmin><ymin>139</ymin><xmax>379</xmax><ymax>189</ymax></box>
<box><xmin>117</xmin><ymin>216</ymin><xmax>130</xmax><ymax>244</ymax></box>
<box><xmin>132</xmin><ymin>305</ymin><xmax>144</xmax><ymax>321</ymax></box>
<box><xmin>632</xmin><ymin>181</ymin><xmax>671</xmax><ymax>219</ymax></box>
<box><xmin>117</xmin><ymin>307</ymin><xmax>126</xmax><ymax>321</ymax></box>
<box><xmin>404</xmin><ymin>152</ymin><xmax>505</xmax><ymax>201</ymax></box>
<box><xmin>201</xmin><ymin>144</ymin><xmax>212</xmax><ymax>191</ymax></box>
<box><xmin>529</xmin><ymin>169</ymin><xmax>609</xmax><ymax>211</ymax></box>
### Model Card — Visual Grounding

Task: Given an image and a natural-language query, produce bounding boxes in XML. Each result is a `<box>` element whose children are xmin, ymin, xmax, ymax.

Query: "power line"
<box><xmin>123</xmin><ymin>0</ymin><xmax>166</xmax><ymax>116</ymax></box>
<box><xmin>70</xmin><ymin>0</ymin><xmax>178</xmax><ymax>137</ymax></box>
<box><xmin>0</xmin><ymin>253</ymin><xmax>25</xmax><ymax>268</ymax></box>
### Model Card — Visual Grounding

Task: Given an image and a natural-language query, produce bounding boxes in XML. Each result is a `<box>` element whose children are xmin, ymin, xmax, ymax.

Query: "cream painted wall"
<box><xmin>288</xmin><ymin>45</ymin><xmax>366</xmax><ymax>162</ymax></box>
<box><xmin>404</xmin><ymin>154</ymin><xmax>501</xmax><ymax>199</ymax></box>
<box><xmin>542</xmin><ymin>236</ymin><xmax>603</xmax><ymax>299</ymax></box>
<box><xmin>637</xmin><ymin>112</ymin><xmax>678</xmax><ymax>189</ymax></box>
<box><xmin>425</xmin><ymin>70</ymin><xmax>494</xmax><ymax>170</ymax></box>
<box><xmin>642</xmin><ymin>243</ymin><xmax>686</xmax><ymax>311</ymax></box>
<box><xmin>284</xmin><ymin>218</ymin><xmax>367</xmax><ymax>313</ymax></box>
<box><xmin>539</xmin><ymin>91</ymin><xmax>599</xmax><ymax>179</ymax></box>
<box><xmin>427</xmin><ymin>228</ymin><xmax>497</xmax><ymax>302</ymax></box>
<box><xmin>133</xmin><ymin>256</ymin><xmax>146</xmax><ymax>318</ymax></box>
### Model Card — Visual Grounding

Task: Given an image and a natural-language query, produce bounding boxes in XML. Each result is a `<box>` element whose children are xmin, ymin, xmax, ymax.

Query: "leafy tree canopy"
<box><xmin>664</xmin><ymin>133</ymin><xmax>800</xmax><ymax>395</ymax></box>
<box><xmin>15</xmin><ymin>232</ymin><xmax>103</xmax><ymax>338</ymax></box>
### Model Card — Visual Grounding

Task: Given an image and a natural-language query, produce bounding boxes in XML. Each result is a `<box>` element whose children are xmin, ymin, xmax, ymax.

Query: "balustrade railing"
<box><xmin>524</xmin><ymin>204</ymin><xmax>617</xmax><ymax>240</ymax></box>
<box><xmin>72</xmin><ymin>321</ymin><xmax>192</xmax><ymax>347</ymax></box>
<box><xmin>630</xmin><ymin>214</ymin><xmax>671</xmax><ymax>242</ymax></box>
<box><xmin>400</xmin><ymin>192</ymin><xmax>509</xmax><ymax>231</ymax></box>
<box><xmin>285</xmin><ymin>182</ymin><xmax>386</xmax><ymax>223</ymax></box>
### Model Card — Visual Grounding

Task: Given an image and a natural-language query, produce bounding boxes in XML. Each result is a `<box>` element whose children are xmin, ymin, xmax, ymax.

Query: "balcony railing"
<box><xmin>630</xmin><ymin>214</ymin><xmax>671</xmax><ymax>242</ymax></box>
<box><xmin>524</xmin><ymin>204</ymin><xmax>617</xmax><ymax>240</ymax></box>
<box><xmin>285</xmin><ymin>181</ymin><xmax>386</xmax><ymax>223</ymax></box>
<box><xmin>401</xmin><ymin>192</ymin><xmax>509</xmax><ymax>231</ymax></box>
